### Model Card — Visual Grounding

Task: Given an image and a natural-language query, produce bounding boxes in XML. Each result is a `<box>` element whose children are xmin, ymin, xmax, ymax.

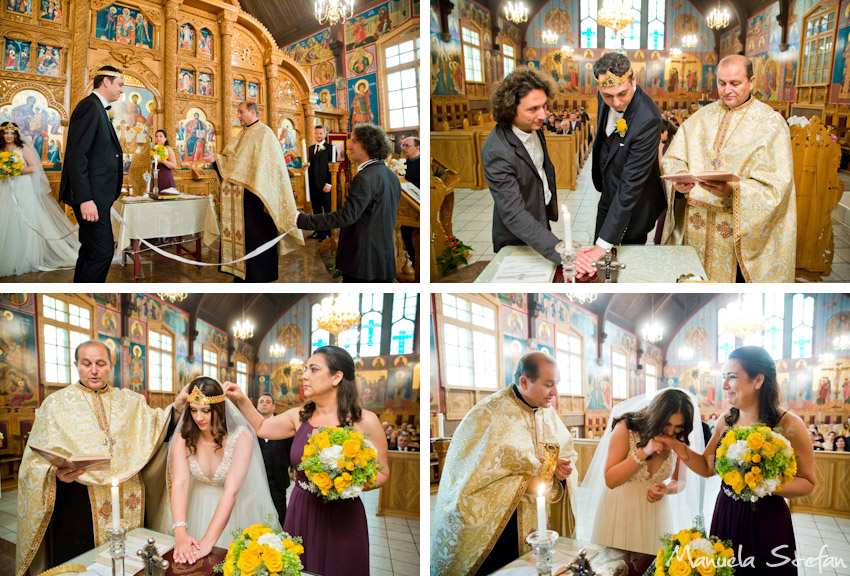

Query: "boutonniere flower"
<box><xmin>108</xmin><ymin>111</ymin><xmax>115</xmax><ymax>122</ymax></box>
<box><xmin>616</xmin><ymin>118</ymin><xmax>627</xmax><ymax>138</ymax></box>
<box><xmin>318</xmin><ymin>145</ymin><xmax>326</xmax><ymax>153</ymax></box>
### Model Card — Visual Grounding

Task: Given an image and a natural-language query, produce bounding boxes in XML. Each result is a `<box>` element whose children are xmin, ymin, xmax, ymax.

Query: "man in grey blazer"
<box><xmin>482</xmin><ymin>67</ymin><xmax>561</xmax><ymax>264</ymax></box>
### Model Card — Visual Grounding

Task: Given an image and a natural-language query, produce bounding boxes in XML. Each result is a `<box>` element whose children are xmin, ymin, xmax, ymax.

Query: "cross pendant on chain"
<box><xmin>104</xmin><ymin>435</ymin><xmax>115</xmax><ymax>455</ymax></box>
<box><xmin>711</xmin><ymin>157</ymin><xmax>722</xmax><ymax>170</ymax></box>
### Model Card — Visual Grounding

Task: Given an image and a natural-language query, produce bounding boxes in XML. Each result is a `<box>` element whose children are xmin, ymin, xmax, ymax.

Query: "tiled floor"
<box><xmin>451</xmin><ymin>154</ymin><xmax>850</xmax><ymax>282</ymax></box>
<box><xmin>0</xmin><ymin>487</ymin><xmax>419</xmax><ymax>576</ymax></box>
<box><xmin>429</xmin><ymin>489</ymin><xmax>850</xmax><ymax>575</ymax></box>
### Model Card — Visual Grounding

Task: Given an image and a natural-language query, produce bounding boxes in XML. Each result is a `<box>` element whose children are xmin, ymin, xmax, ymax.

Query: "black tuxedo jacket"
<box><xmin>59</xmin><ymin>93</ymin><xmax>123</xmax><ymax>207</ymax></box>
<box><xmin>297</xmin><ymin>160</ymin><xmax>400</xmax><ymax>280</ymax></box>
<box><xmin>307</xmin><ymin>141</ymin><xmax>333</xmax><ymax>192</ymax></box>
<box><xmin>258</xmin><ymin>436</ymin><xmax>293</xmax><ymax>493</ymax></box>
<box><xmin>404</xmin><ymin>155</ymin><xmax>420</xmax><ymax>189</ymax></box>
<box><xmin>591</xmin><ymin>85</ymin><xmax>666</xmax><ymax>245</ymax></box>
<box><xmin>482</xmin><ymin>123</ymin><xmax>560</xmax><ymax>263</ymax></box>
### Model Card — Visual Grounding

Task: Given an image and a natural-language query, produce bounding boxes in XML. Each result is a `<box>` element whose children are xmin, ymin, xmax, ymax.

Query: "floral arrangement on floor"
<box><xmin>388</xmin><ymin>157</ymin><xmax>407</xmax><ymax>178</ymax></box>
<box><xmin>715</xmin><ymin>423</ymin><xmax>796</xmax><ymax>502</ymax></box>
<box><xmin>150</xmin><ymin>144</ymin><xmax>169</xmax><ymax>159</ymax></box>
<box><xmin>298</xmin><ymin>425</ymin><xmax>380</xmax><ymax>502</ymax></box>
<box><xmin>215</xmin><ymin>518</ymin><xmax>303</xmax><ymax>576</ymax></box>
<box><xmin>0</xmin><ymin>150</ymin><xmax>23</xmax><ymax>178</ymax></box>
<box><xmin>436</xmin><ymin>236</ymin><xmax>473</xmax><ymax>275</ymax></box>
<box><xmin>650</xmin><ymin>516</ymin><xmax>736</xmax><ymax>576</ymax></box>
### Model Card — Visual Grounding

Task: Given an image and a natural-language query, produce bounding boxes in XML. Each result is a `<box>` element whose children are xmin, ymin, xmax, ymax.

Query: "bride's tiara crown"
<box><xmin>188</xmin><ymin>385</ymin><xmax>226</xmax><ymax>405</ymax></box>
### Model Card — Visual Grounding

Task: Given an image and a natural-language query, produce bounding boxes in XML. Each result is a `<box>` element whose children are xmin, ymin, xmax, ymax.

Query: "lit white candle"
<box><xmin>153</xmin><ymin>154</ymin><xmax>158</xmax><ymax>171</ymax></box>
<box><xmin>111</xmin><ymin>478</ymin><xmax>120</xmax><ymax>529</ymax></box>
<box><xmin>561</xmin><ymin>204</ymin><xmax>572</xmax><ymax>249</ymax></box>
<box><xmin>302</xmin><ymin>138</ymin><xmax>308</xmax><ymax>166</ymax></box>
<box><xmin>438</xmin><ymin>413</ymin><xmax>445</xmax><ymax>438</ymax></box>
<box><xmin>536</xmin><ymin>483</ymin><xmax>547</xmax><ymax>536</ymax></box>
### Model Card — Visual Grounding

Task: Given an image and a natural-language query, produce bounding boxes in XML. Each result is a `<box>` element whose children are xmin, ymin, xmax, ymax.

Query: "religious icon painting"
<box><xmin>99</xmin><ymin>336</ymin><xmax>121</xmax><ymax>388</ymax></box>
<box><xmin>95</xmin><ymin>4</ymin><xmax>153</xmax><ymax>49</ymax></box>
<box><xmin>122</xmin><ymin>153</ymin><xmax>132</xmax><ymax>174</ymax></box>
<box><xmin>35</xmin><ymin>44</ymin><xmax>61</xmax><ymax>77</ymax></box>
<box><xmin>198</xmin><ymin>28</ymin><xmax>212</xmax><ymax>58</ymax></box>
<box><xmin>247</xmin><ymin>82</ymin><xmax>259</xmax><ymax>102</ymax></box>
<box><xmin>344</xmin><ymin>1</ymin><xmax>406</xmax><ymax>51</ymax></box>
<box><xmin>345</xmin><ymin>45</ymin><xmax>377</xmax><ymax>77</ymax></box>
<box><xmin>4</xmin><ymin>39</ymin><xmax>30</xmax><ymax>72</ymax></box>
<box><xmin>276</xmin><ymin>117</ymin><xmax>301</xmax><ymax>169</ymax></box>
<box><xmin>178</xmin><ymin>69</ymin><xmax>194</xmax><ymax>94</ymax></box>
<box><xmin>6</xmin><ymin>0</ymin><xmax>32</xmax><ymax>14</ymax></box>
<box><xmin>129</xmin><ymin>319</ymin><xmax>145</xmax><ymax>343</ymax></box>
<box><xmin>314</xmin><ymin>82</ymin><xmax>337</xmax><ymax>110</ymax></box>
<box><xmin>177</xmin><ymin>108</ymin><xmax>214</xmax><ymax>167</ymax></box>
<box><xmin>312</xmin><ymin>60</ymin><xmax>335</xmax><ymax>86</ymax></box>
<box><xmin>179</xmin><ymin>23</ymin><xmax>195</xmax><ymax>51</ymax></box>
<box><xmin>0</xmin><ymin>293</ymin><xmax>33</xmax><ymax>312</ymax></box>
<box><xmin>288</xmin><ymin>29</ymin><xmax>333</xmax><ymax>65</ymax></box>
<box><xmin>129</xmin><ymin>343</ymin><xmax>145</xmax><ymax>392</ymax></box>
<box><xmin>347</xmin><ymin>73</ymin><xmax>378</xmax><ymax>131</ymax></box>
<box><xmin>40</xmin><ymin>0</ymin><xmax>61</xmax><ymax>21</ymax></box>
<box><xmin>232</xmin><ymin>79</ymin><xmax>244</xmax><ymax>101</ymax></box>
<box><xmin>9</xmin><ymin>89</ymin><xmax>58</xmax><ymax>164</ymax></box>
<box><xmin>198</xmin><ymin>72</ymin><xmax>213</xmax><ymax>97</ymax></box>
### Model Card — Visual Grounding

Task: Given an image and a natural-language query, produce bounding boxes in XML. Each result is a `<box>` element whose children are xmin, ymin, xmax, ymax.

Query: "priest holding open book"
<box><xmin>16</xmin><ymin>340</ymin><xmax>188</xmax><ymax>576</ymax></box>
<box><xmin>660</xmin><ymin>54</ymin><xmax>797</xmax><ymax>282</ymax></box>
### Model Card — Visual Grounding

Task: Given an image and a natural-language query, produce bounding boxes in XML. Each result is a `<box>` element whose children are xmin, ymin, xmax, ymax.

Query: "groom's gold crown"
<box><xmin>96</xmin><ymin>68</ymin><xmax>124</xmax><ymax>79</ymax></box>
<box><xmin>188</xmin><ymin>385</ymin><xmax>226</xmax><ymax>405</ymax></box>
<box><xmin>596</xmin><ymin>69</ymin><xmax>633</xmax><ymax>87</ymax></box>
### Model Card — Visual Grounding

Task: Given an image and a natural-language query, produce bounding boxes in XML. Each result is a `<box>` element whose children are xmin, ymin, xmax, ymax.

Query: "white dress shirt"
<box><xmin>511</xmin><ymin>125</ymin><xmax>551</xmax><ymax>204</ymax></box>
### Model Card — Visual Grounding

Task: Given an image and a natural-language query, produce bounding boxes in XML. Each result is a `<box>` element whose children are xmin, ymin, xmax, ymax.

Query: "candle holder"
<box><xmin>106</xmin><ymin>521</ymin><xmax>129</xmax><ymax>576</ymax></box>
<box><xmin>557</xmin><ymin>241</ymin><xmax>580</xmax><ymax>283</ymax></box>
<box><xmin>151</xmin><ymin>164</ymin><xmax>160</xmax><ymax>198</ymax></box>
<box><xmin>526</xmin><ymin>529</ymin><xmax>559</xmax><ymax>576</ymax></box>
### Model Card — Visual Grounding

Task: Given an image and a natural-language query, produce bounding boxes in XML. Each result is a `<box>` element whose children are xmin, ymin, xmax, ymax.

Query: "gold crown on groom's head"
<box><xmin>188</xmin><ymin>385</ymin><xmax>226</xmax><ymax>405</ymax></box>
<box><xmin>596</xmin><ymin>69</ymin><xmax>633</xmax><ymax>87</ymax></box>
<box><xmin>96</xmin><ymin>68</ymin><xmax>124</xmax><ymax>79</ymax></box>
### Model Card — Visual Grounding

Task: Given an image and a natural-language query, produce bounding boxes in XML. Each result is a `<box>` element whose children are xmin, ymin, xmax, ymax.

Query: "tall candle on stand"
<box><xmin>111</xmin><ymin>478</ymin><xmax>120</xmax><ymax>529</ymax></box>
<box><xmin>302</xmin><ymin>139</ymin><xmax>308</xmax><ymax>167</ymax></box>
<box><xmin>438</xmin><ymin>413</ymin><xmax>445</xmax><ymax>438</ymax></box>
<box><xmin>561</xmin><ymin>204</ymin><xmax>572</xmax><ymax>249</ymax></box>
<box><xmin>536</xmin><ymin>484</ymin><xmax>547</xmax><ymax>535</ymax></box>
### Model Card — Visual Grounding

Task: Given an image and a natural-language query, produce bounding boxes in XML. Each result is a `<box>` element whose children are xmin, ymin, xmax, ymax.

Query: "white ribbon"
<box><xmin>9</xmin><ymin>177</ymin><xmax>79</xmax><ymax>240</ymax></box>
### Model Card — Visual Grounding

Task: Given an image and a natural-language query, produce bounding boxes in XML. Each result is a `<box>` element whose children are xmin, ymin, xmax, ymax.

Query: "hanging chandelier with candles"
<box><xmin>269</xmin><ymin>343</ymin><xmax>287</xmax><ymax>358</ymax></box>
<box><xmin>677</xmin><ymin>346</ymin><xmax>694</xmax><ymax>361</ymax></box>
<box><xmin>542</xmin><ymin>29</ymin><xmax>558</xmax><ymax>44</ymax></box>
<box><xmin>315</xmin><ymin>0</ymin><xmax>354</xmax><ymax>26</ymax></box>
<box><xmin>643</xmin><ymin>295</ymin><xmax>663</xmax><ymax>344</ymax></box>
<box><xmin>290</xmin><ymin>358</ymin><xmax>304</xmax><ymax>367</ymax></box>
<box><xmin>706</xmin><ymin>5</ymin><xmax>730</xmax><ymax>30</ymax></box>
<box><xmin>598</xmin><ymin>0</ymin><xmax>633</xmax><ymax>34</ymax></box>
<box><xmin>316</xmin><ymin>294</ymin><xmax>360</xmax><ymax>335</ymax></box>
<box><xmin>233</xmin><ymin>295</ymin><xmax>254</xmax><ymax>341</ymax></box>
<box><xmin>157</xmin><ymin>293</ymin><xmax>187</xmax><ymax>303</ymax></box>
<box><xmin>561</xmin><ymin>45</ymin><xmax>575</xmax><ymax>56</ymax></box>
<box><xmin>681</xmin><ymin>34</ymin><xmax>698</xmax><ymax>48</ymax></box>
<box><xmin>725</xmin><ymin>294</ymin><xmax>765</xmax><ymax>339</ymax></box>
<box><xmin>565</xmin><ymin>293</ymin><xmax>598</xmax><ymax>305</ymax></box>
<box><xmin>833</xmin><ymin>333</ymin><xmax>850</xmax><ymax>350</ymax></box>
<box><xmin>504</xmin><ymin>1</ymin><xmax>528</xmax><ymax>25</ymax></box>
<box><xmin>669</xmin><ymin>47</ymin><xmax>682</xmax><ymax>57</ymax></box>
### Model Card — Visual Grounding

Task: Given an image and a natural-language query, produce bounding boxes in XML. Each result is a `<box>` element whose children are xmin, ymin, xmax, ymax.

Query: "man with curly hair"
<box><xmin>576</xmin><ymin>52</ymin><xmax>666</xmax><ymax>277</ymax></box>
<box><xmin>295</xmin><ymin>123</ymin><xmax>400</xmax><ymax>282</ymax></box>
<box><xmin>481</xmin><ymin>66</ymin><xmax>563</xmax><ymax>264</ymax></box>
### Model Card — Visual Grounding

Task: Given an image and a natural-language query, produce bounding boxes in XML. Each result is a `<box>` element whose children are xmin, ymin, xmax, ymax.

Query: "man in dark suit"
<box><xmin>256</xmin><ymin>393</ymin><xmax>292</xmax><ymax>524</ymax></box>
<box><xmin>394</xmin><ymin>431</ymin><xmax>418</xmax><ymax>452</ymax></box>
<box><xmin>306</xmin><ymin>125</ymin><xmax>333</xmax><ymax>240</ymax></box>
<box><xmin>576</xmin><ymin>53</ymin><xmax>666</xmax><ymax>277</ymax></box>
<box><xmin>565</xmin><ymin>113</ymin><xmax>582</xmax><ymax>135</ymax></box>
<box><xmin>481</xmin><ymin>67</ymin><xmax>562</xmax><ymax>264</ymax></box>
<box><xmin>295</xmin><ymin>123</ymin><xmax>400</xmax><ymax>282</ymax></box>
<box><xmin>400</xmin><ymin>136</ymin><xmax>419</xmax><ymax>266</ymax></box>
<box><xmin>59</xmin><ymin>66</ymin><xmax>124</xmax><ymax>282</ymax></box>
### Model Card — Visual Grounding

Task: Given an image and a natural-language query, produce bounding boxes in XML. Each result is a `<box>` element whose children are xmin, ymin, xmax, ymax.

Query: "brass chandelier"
<box><xmin>157</xmin><ymin>293</ymin><xmax>187</xmax><ymax>303</ymax></box>
<box><xmin>233</xmin><ymin>295</ymin><xmax>254</xmax><ymax>341</ymax></box>
<box><xmin>542</xmin><ymin>29</ymin><xmax>558</xmax><ymax>44</ymax></box>
<box><xmin>504</xmin><ymin>1</ymin><xmax>528</xmax><ymax>25</ymax></box>
<box><xmin>725</xmin><ymin>294</ymin><xmax>765</xmax><ymax>339</ymax></box>
<box><xmin>565</xmin><ymin>293</ymin><xmax>598</xmax><ymax>305</ymax></box>
<box><xmin>316</xmin><ymin>294</ymin><xmax>360</xmax><ymax>335</ymax></box>
<box><xmin>598</xmin><ymin>0</ymin><xmax>633</xmax><ymax>35</ymax></box>
<box><xmin>315</xmin><ymin>0</ymin><xmax>355</xmax><ymax>26</ymax></box>
<box><xmin>681</xmin><ymin>34</ymin><xmax>698</xmax><ymax>48</ymax></box>
<box><xmin>707</xmin><ymin>4</ymin><xmax>730</xmax><ymax>30</ymax></box>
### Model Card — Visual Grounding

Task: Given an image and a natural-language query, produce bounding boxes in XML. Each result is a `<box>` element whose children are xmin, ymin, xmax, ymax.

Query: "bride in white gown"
<box><xmin>584</xmin><ymin>388</ymin><xmax>705</xmax><ymax>555</ymax></box>
<box><xmin>0</xmin><ymin>122</ymin><xmax>79</xmax><ymax>277</ymax></box>
<box><xmin>153</xmin><ymin>377</ymin><xmax>278</xmax><ymax>564</ymax></box>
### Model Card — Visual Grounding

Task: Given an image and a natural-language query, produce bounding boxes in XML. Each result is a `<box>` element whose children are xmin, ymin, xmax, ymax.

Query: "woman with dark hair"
<box><xmin>658</xmin><ymin>346</ymin><xmax>815</xmax><ymax>576</ymax></box>
<box><xmin>226</xmin><ymin>345</ymin><xmax>389</xmax><ymax>576</ymax></box>
<box><xmin>155</xmin><ymin>377</ymin><xmax>277</xmax><ymax>564</ymax></box>
<box><xmin>154</xmin><ymin>129</ymin><xmax>178</xmax><ymax>191</ymax></box>
<box><xmin>584</xmin><ymin>388</ymin><xmax>703</xmax><ymax>554</ymax></box>
<box><xmin>833</xmin><ymin>435</ymin><xmax>848</xmax><ymax>452</ymax></box>
<box><xmin>0</xmin><ymin>121</ymin><xmax>80</xmax><ymax>276</ymax></box>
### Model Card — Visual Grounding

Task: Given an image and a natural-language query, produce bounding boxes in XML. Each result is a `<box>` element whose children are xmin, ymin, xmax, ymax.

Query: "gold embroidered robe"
<box><xmin>216</xmin><ymin>121</ymin><xmax>305</xmax><ymax>279</ymax></box>
<box><xmin>430</xmin><ymin>387</ymin><xmax>578</xmax><ymax>576</ymax></box>
<box><xmin>16</xmin><ymin>383</ymin><xmax>172</xmax><ymax>576</ymax></box>
<box><xmin>660</xmin><ymin>97</ymin><xmax>796</xmax><ymax>282</ymax></box>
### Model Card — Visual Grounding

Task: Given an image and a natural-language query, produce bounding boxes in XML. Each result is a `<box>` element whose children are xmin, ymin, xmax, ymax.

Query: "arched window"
<box><xmin>461</xmin><ymin>21</ymin><xmax>483</xmax><ymax>83</ymax></box>
<box><xmin>647</xmin><ymin>0</ymin><xmax>665</xmax><ymax>50</ymax></box>
<box><xmin>791</xmin><ymin>294</ymin><xmax>814</xmax><ymax>359</ymax></box>
<box><xmin>717</xmin><ymin>304</ymin><xmax>736</xmax><ymax>364</ymax></box>
<box><xmin>645</xmin><ymin>361</ymin><xmax>658</xmax><ymax>395</ymax></box>
<box><xmin>391</xmin><ymin>294</ymin><xmax>418</xmax><ymax>355</ymax></box>
<box><xmin>502</xmin><ymin>39</ymin><xmax>516</xmax><ymax>76</ymax></box>
<box><xmin>763</xmin><ymin>293</ymin><xmax>784</xmax><ymax>360</ymax></box>
<box><xmin>234</xmin><ymin>355</ymin><xmax>249</xmax><ymax>394</ymax></box>
<box><xmin>378</xmin><ymin>21</ymin><xmax>419</xmax><ymax>131</ymax></box>
<box><xmin>39</xmin><ymin>294</ymin><xmax>95</xmax><ymax>387</ymax></box>
<box><xmin>580</xmin><ymin>0</ymin><xmax>598</xmax><ymax>49</ymax></box>
<box><xmin>438</xmin><ymin>294</ymin><xmax>497</xmax><ymax>389</ymax></box>
<box><xmin>555</xmin><ymin>326</ymin><xmax>582</xmax><ymax>395</ymax></box>
<box><xmin>148</xmin><ymin>323</ymin><xmax>175</xmax><ymax>393</ymax></box>
<box><xmin>358</xmin><ymin>294</ymin><xmax>384</xmax><ymax>357</ymax></box>
<box><xmin>612</xmin><ymin>348</ymin><xmax>628</xmax><ymax>399</ymax></box>
<box><xmin>202</xmin><ymin>344</ymin><xmax>219</xmax><ymax>379</ymax></box>
<box><xmin>311</xmin><ymin>298</ymin><xmax>331</xmax><ymax>354</ymax></box>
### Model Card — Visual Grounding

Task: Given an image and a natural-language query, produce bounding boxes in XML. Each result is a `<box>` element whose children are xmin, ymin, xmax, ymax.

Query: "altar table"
<box><xmin>111</xmin><ymin>195</ymin><xmax>220</xmax><ymax>279</ymax></box>
<box><xmin>475</xmin><ymin>245</ymin><xmax>708</xmax><ymax>283</ymax></box>
<box><xmin>489</xmin><ymin>535</ymin><xmax>655</xmax><ymax>576</ymax></box>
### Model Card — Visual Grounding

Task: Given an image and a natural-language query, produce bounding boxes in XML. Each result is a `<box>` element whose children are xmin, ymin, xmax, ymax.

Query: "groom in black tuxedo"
<box><xmin>256</xmin><ymin>393</ymin><xmax>292</xmax><ymax>524</ymax></box>
<box><xmin>576</xmin><ymin>53</ymin><xmax>665</xmax><ymax>277</ymax></box>
<box><xmin>59</xmin><ymin>66</ymin><xmax>124</xmax><ymax>282</ymax></box>
<box><xmin>306</xmin><ymin>125</ymin><xmax>333</xmax><ymax>240</ymax></box>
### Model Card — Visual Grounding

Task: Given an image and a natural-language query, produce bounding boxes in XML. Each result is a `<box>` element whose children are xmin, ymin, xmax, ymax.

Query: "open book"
<box><xmin>30</xmin><ymin>445</ymin><xmax>111</xmax><ymax>471</ymax></box>
<box><xmin>661</xmin><ymin>171</ymin><xmax>739</xmax><ymax>185</ymax></box>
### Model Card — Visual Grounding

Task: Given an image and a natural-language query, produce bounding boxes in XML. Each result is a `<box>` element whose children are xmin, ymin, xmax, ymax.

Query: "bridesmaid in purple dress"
<box><xmin>224</xmin><ymin>346</ymin><xmax>390</xmax><ymax>576</ymax></box>
<box><xmin>154</xmin><ymin>129</ymin><xmax>178</xmax><ymax>190</ymax></box>
<box><xmin>657</xmin><ymin>346</ymin><xmax>815</xmax><ymax>576</ymax></box>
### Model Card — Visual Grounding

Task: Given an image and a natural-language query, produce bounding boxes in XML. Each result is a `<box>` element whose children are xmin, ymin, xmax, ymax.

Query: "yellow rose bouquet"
<box><xmin>651</xmin><ymin>517</ymin><xmax>736</xmax><ymax>576</ymax></box>
<box><xmin>0</xmin><ymin>150</ymin><xmax>24</xmax><ymax>179</ymax></box>
<box><xmin>214</xmin><ymin>517</ymin><xmax>303</xmax><ymax>576</ymax></box>
<box><xmin>715</xmin><ymin>424</ymin><xmax>796</xmax><ymax>502</ymax></box>
<box><xmin>298</xmin><ymin>425</ymin><xmax>380</xmax><ymax>502</ymax></box>
<box><xmin>149</xmin><ymin>144</ymin><xmax>169</xmax><ymax>159</ymax></box>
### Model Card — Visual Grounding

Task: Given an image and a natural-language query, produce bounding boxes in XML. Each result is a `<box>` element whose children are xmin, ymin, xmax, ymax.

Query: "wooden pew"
<box><xmin>377</xmin><ymin>451</ymin><xmax>419</xmax><ymax>519</ymax></box>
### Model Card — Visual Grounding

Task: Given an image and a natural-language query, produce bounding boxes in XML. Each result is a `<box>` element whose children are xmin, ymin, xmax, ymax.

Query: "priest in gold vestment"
<box><xmin>216</xmin><ymin>101</ymin><xmax>304</xmax><ymax>281</ymax></box>
<box><xmin>431</xmin><ymin>353</ymin><xmax>578</xmax><ymax>576</ymax></box>
<box><xmin>16</xmin><ymin>341</ymin><xmax>188</xmax><ymax>576</ymax></box>
<box><xmin>661</xmin><ymin>55</ymin><xmax>796</xmax><ymax>282</ymax></box>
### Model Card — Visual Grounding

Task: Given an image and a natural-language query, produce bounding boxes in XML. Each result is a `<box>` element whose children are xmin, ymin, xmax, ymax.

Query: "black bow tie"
<box><xmin>105</xmin><ymin>105</ymin><xmax>112</xmax><ymax>110</ymax></box>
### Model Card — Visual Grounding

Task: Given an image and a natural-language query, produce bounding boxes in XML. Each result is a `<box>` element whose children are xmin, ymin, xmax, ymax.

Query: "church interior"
<box><xmin>0</xmin><ymin>0</ymin><xmax>421</xmax><ymax>283</ymax></box>
<box><xmin>430</xmin><ymin>292</ymin><xmax>850</xmax><ymax>572</ymax></box>
<box><xmin>0</xmin><ymin>292</ymin><xmax>421</xmax><ymax>576</ymax></box>
<box><xmin>430</xmin><ymin>0</ymin><xmax>850</xmax><ymax>283</ymax></box>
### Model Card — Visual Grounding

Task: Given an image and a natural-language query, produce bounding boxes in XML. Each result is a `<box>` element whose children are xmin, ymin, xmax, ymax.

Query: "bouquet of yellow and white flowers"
<box><xmin>0</xmin><ymin>150</ymin><xmax>24</xmax><ymax>179</ymax></box>
<box><xmin>215</xmin><ymin>518</ymin><xmax>303</xmax><ymax>576</ymax></box>
<box><xmin>715</xmin><ymin>424</ymin><xmax>796</xmax><ymax>502</ymax></box>
<box><xmin>388</xmin><ymin>157</ymin><xmax>406</xmax><ymax>177</ymax></box>
<box><xmin>150</xmin><ymin>144</ymin><xmax>168</xmax><ymax>160</ymax></box>
<box><xmin>651</xmin><ymin>517</ymin><xmax>736</xmax><ymax>576</ymax></box>
<box><xmin>298</xmin><ymin>425</ymin><xmax>380</xmax><ymax>502</ymax></box>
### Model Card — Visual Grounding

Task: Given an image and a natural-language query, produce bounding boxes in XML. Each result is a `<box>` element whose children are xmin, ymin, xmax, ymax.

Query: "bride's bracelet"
<box><xmin>631</xmin><ymin>450</ymin><xmax>644</xmax><ymax>465</ymax></box>
<box><xmin>172</xmin><ymin>521</ymin><xmax>188</xmax><ymax>531</ymax></box>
